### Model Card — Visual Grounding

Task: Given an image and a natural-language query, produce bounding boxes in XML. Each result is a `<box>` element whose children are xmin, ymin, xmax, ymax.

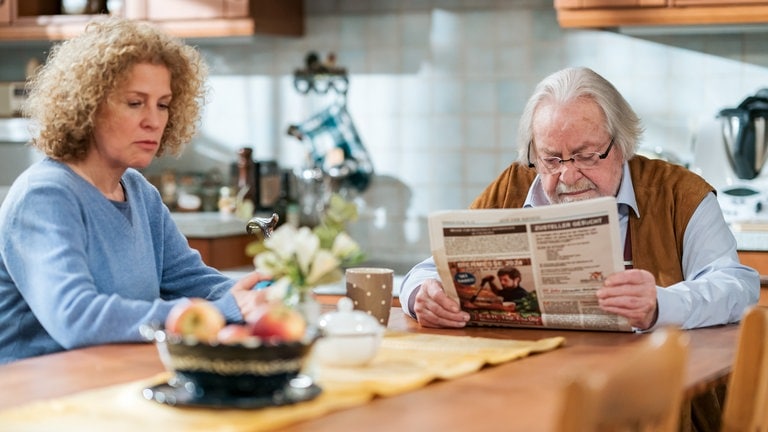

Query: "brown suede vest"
<box><xmin>469</xmin><ymin>156</ymin><xmax>714</xmax><ymax>288</ymax></box>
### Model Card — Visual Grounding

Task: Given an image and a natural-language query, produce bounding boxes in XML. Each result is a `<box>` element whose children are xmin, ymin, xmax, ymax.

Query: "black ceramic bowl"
<box><xmin>141</xmin><ymin>324</ymin><xmax>317</xmax><ymax>398</ymax></box>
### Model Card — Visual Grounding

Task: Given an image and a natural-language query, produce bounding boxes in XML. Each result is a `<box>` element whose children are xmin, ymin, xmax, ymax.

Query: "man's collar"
<box><xmin>523</xmin><ymin>162</ymin><xmax>640</xmax><ymax>218</ymax></box>
<box><xmin>616</xmin><ymin>162</ymin><xmax>640</xmax><ymax>218</ymax></box>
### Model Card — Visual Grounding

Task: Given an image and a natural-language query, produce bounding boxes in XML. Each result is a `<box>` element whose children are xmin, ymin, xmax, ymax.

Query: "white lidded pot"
<box><xmin>314</xmin><ymin>297</ymin><xmax>384</xmax><ymax>367</ymax></box>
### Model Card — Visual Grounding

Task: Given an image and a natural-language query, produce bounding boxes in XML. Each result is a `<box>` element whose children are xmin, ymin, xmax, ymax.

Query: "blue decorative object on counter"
<box><xmin>254</xmin><ymin>280</ymin><xmax>274</xmax><ymax>290</ymax></box>
<box><xmin>287</xmin><ymin>103</ymin><xmax>373</xmax><ymax>193</ymax></box>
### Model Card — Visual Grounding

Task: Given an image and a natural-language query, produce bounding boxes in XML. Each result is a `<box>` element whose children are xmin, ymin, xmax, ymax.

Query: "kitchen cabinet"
<box><xmin>127</xmin><ymin>0</ymin><xmax>248</xmax><ymax>21</ymax></box>
<box><xmin>737</xmin><ymin>251</ymin><xmax>768</xmax><ymax>307</ymax></box>
<box><xmin>554</xmin><ymin>0</ymin><xmax>768</xmax><ymax>28</ymax></box>
<box><xmin>171</xmin><ymin>212</ymin><xmax>255</xmax><ymax>270</ymax></box>
<box><xmin>0</xmin><ymin>0</ymin><xmax>10</xmax><ymax>25</ymax></box>
<box><xmin>555</xmin><ymin>1</ymin><xmax>665</xmax><ymax>7</ymax></box>
<box><xmin>0</xmin><ymin>0</ymin><xmax>303</xmax><ymax>41</ymax></box>
<box><xmin>187</xmin><ymin>234</ymin><xmax>253</xmax><ymax>270</ymax></box>
<box><xmin>672</xmin><ymin>1</ymin><xmax>768</xmax><ymax>4</ymax></box>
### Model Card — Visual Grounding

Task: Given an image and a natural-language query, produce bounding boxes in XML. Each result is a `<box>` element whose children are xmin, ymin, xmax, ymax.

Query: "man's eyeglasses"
<box><xmin>527</xmin><ymin>138</ymin><xmax>614</xmax><ymax>174</ymax></box>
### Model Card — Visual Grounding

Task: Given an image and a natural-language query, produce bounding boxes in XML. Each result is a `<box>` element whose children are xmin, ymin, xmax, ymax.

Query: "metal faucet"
<box><xmin>246</xmin><ymin>213</ymin><xmax>279</xmax><ymax>238</ymax></box>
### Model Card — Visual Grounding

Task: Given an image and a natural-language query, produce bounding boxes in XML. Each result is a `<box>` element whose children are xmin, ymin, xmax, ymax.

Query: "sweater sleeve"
<box><xmin>153</xmin><ymin>202</ymin><xmax>242</xmax><ymax>322</ymax></box>
<box><xmin>120</xmin><ymin>169</ymin><xmax>241</xmax><ymax>322</ymax></box>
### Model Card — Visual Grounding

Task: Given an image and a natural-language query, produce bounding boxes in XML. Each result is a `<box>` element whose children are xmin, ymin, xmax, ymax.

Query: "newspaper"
<box><xmin>428</xmin><ymin>196</ymin><xmax>632</xmax><ymax>332</ymax></box>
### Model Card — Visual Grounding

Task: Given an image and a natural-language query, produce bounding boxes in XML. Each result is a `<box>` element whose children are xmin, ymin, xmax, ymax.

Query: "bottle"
<box><xmin>236</xmin><ymin>147</ymin><xmax>257</xmax><ymax>215</ymax></box>
<box><xmin>274</xmin><ymin>169</ymin><xmax>300</xmax><ymax>228</ymax></box>
<box><xmin>257</xmin><ymin>160</ymin><xmax>281</xmax><ymax>212</ymax></box>
<box><xmin>218</xmin><ymin>186</ymin><xmax>236</xmax><ymax>215</ymax></box>
<box><xmin>160</xmin><ymin>169</ymin><xmax>177</xmax><ymax>210</ymax></box>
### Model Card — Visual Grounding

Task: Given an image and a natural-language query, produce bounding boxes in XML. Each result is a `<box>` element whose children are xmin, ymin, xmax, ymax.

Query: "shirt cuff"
<box><xmin>406</xmin><ymin>285</ymin><xmax>421</xmax><ymax>319</ymax></box>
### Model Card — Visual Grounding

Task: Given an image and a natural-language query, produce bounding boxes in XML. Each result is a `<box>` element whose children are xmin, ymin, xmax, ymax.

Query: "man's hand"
<box><xmin>413</xmin><ymin>279</ymin><xmax>470</xmax><ymax>328</ymax></box>
<box><xmin>597</xmin><ymin>269</ymin><xmax>658</xmax><ymax>330</ymax></box>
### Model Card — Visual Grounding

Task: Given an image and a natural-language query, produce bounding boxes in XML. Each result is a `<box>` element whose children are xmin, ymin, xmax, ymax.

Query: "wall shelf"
<box><xmin>0</xmin><ymin>0</ymin><xmax>304</xmax><ymax>41</ymax></box>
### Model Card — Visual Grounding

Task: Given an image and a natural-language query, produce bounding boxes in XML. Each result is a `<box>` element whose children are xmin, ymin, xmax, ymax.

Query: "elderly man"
<box><xmin>400</xmin><ymin>66</ymin><xmax>758</xmax><ymax>332</ymax></box>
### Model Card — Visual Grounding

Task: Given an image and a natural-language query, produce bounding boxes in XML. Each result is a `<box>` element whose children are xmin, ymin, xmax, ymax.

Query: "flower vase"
<box><xmin>288</xmin><ymin>289</ymin><xmax>321</xmax><ymax>329</ymax></box>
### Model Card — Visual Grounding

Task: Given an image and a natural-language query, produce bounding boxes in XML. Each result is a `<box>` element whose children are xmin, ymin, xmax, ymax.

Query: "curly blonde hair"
<box><xmin>24</xmin><ymin>17</ymin><xmax>208</xmax><ymax>161</ymax></box>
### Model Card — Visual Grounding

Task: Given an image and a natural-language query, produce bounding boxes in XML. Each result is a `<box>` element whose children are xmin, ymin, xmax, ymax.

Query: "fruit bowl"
<box><xmin>141</xmin><ymin>324</ymin><xmax>318</xmax><ymax>399</ymax></box>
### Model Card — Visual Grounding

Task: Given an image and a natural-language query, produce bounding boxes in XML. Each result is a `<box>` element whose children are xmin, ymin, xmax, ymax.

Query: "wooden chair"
<box><xmin>721</xmin><ymin>306</ymin><xmax>768</xmax><ymax>432</ymax></box>
<box><xmin>556</xmin><ymin>327</ymin><xmax>689</xmax><ymax>432</ymax></box>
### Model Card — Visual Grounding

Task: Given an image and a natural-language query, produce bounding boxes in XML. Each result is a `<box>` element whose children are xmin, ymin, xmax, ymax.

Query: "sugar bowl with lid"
<box><xmin>314</xmin><ymin>297</ymin><xmax>385</xmax><ymax>367</ymax></box>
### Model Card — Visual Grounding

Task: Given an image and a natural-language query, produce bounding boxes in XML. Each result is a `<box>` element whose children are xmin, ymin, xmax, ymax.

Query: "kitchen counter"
<box><xmin>170</xmin><ymin>212</ymin><xmax>259</xmax><ymax>270</ymax></box>
<box><xmin>731</xmin><ymin>224</ymin><xmax>768</xmax><ymax>252</ymax></box>
<box><xmin>170</xmin><ymin>211</ymin><xmax>768</xmax><ymax>251</ymax></box>
<box><xmin>170</xmin><ymin>211</ymin><xmax>252</xmax><ymax>238</ymax></box>
<box><xmin>730</xmin><ymin>226</ymin><xmax>768</xmax><ymax>306</ymax></box>
<box><xmin>171</xmin><ymin>211</ymin><xmax>421</xmax><ymax>275</ymax></box>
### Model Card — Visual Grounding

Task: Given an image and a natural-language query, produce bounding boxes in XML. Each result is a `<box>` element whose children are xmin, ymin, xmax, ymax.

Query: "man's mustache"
<box><xmin>556</xmin><ymin>179</ymin><xmax>596</xmax><ymax>195</ymax></box>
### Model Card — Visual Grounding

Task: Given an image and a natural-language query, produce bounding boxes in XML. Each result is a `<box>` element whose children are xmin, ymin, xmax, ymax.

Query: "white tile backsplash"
<box><xmin>465</xmin><ymin>116</ymin><xmax>497</xmax><ymax>150</ymax></box>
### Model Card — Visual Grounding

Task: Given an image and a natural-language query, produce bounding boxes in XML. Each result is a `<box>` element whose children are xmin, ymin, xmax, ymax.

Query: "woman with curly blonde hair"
<box><xmin>0</xmin><ymin>18</ymin><xmax>269</xmax><ymax>364</ymax></box>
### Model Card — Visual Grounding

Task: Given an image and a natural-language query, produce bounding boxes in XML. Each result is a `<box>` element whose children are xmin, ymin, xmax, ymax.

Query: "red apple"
<box><xmin>247</xmin><ymin>304</ymin><xmax>306</xmax><ymax>342</ymax></box>
<box><xmin>217</xmin><ymin>323</ymin><xmax>255</xmax><ymax>345</ymax></box>
<box><xmin>165</xmin><ymin>298</ymin><xmax>226</xmax><ymax>343</ymax></box>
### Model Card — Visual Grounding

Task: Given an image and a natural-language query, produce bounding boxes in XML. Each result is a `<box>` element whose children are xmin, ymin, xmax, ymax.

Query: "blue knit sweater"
<box><xmin>0</xmin><ymin>158</ymin><xmax>242</xmax><ymax>364</ymax></box>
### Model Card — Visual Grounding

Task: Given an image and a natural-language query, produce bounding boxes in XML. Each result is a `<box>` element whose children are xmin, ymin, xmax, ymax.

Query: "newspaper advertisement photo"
<box><xmin>429</xmin><ymin>196</ymin><xmax>632</xmax><ymax>332</ymax></box>
<box><xmin>450</xmin><ymin>258</ymin><xmax>543</xmax><ymax>327</ymax></box>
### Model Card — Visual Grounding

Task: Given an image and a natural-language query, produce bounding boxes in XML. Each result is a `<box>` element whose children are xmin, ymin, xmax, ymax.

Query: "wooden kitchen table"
<box><xmin>0</xmin><ymin>306</ymin><xmax>740</xmax><ymax>431</ymax></box>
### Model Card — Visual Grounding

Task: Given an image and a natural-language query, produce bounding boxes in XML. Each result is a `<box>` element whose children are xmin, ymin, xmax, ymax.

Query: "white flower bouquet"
<box><xmin>246</xmin><ymin>194</ymin><xmax>365</xmax><ymax>299</ymax></box>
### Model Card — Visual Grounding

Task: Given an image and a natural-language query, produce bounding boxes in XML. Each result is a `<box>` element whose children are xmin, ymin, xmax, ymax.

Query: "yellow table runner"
<box><xmin>0</xmin><ymin>332</ymin><xmax>564</xmax><ymax>431</ymax></box>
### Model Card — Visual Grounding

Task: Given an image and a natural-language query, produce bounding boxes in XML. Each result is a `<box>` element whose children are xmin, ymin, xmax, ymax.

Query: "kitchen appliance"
<box><xmin>0</xmin><ymin>118</ymin><xmax>38</xmax><ymax>206</ymax></box>
<box><xmin>691</xmin><ymin>91</ymin><xmax>768</xmax><ymax>223</ymax></box>
<box><xmin>0</xmin><ymin>82</ymin><xmax>27</xmax><ymax>118</ymax></box>
<box><xmin>718</xmin><ymin>89</ymin><xmax>768</xmax><ymax>180</ymax></box>
<box><xmin>717</xmin><ymin>185</ymin><xmax>766</xmax><ymax>223</ymax></box>
<box><xmin>716</xmin><ymin>90</ymin><xmax>768</xmax><ymax>222</ymax></box>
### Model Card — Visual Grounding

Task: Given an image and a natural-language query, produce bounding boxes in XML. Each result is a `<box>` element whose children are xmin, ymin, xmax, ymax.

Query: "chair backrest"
<box><xmin>721</xmin><ymin>306</ymin><xmax>768</xmax><ymax>432</ymax></box>
<box><xmin>556</xmin><ymin>327</ymin><xmax>689</xmax><ymax>432</ymax></box>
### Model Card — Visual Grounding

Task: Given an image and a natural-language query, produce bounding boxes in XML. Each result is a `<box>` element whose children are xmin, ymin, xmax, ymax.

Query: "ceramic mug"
<box><xmin>345</xmin><ymin>267</ymin><xmax>394</xmax><ymax>326</ymax></box>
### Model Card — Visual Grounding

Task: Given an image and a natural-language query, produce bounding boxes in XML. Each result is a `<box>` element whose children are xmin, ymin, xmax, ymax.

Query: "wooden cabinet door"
<box><xmin>737</xmin><ymin>250</ymin><xmax>768</xmax><ymax>307</ymax></box>
<box><xmin>145</xmin><ymin>0</ymin><xmax>248</xmax><ymax>21</ymax></box>
<box><xmin>223</xmin><ymin>0</ymin><xmax>248</xmax><ymax>18</ymax></box>
<box><xmin>555</xmin><ymin>0</ymin><xmax>666</xmax><ymax>8</ymax></box>
<box><xmin>738</xmin><ymin>251</ymin><xmax>768</xmax><ymax>275</ymax></box>
<box><xmin>0</xmin><ymin>0</ymin><xmax>10</xmax><ymax>25</ymax></box>
<box><xmin>187</xmin><ymin>235</ymin><xmax>253</xmax><ymax>270</ymax></box>
<box><xmin>672</xmin><ymin>0</ymin><xmax>768</xmax><ymax>4</ymax></box>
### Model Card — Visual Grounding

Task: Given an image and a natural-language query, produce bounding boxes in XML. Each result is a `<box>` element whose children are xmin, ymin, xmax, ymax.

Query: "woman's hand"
<box><xmin>413</xmin><ymin>279</ymin><xmax>470</xmax><ymax>328</ymax></box>
<box><xmin>228</xmin><ymin>271</ymin><xmax>272</xmax><ymax>321</ymax></box>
